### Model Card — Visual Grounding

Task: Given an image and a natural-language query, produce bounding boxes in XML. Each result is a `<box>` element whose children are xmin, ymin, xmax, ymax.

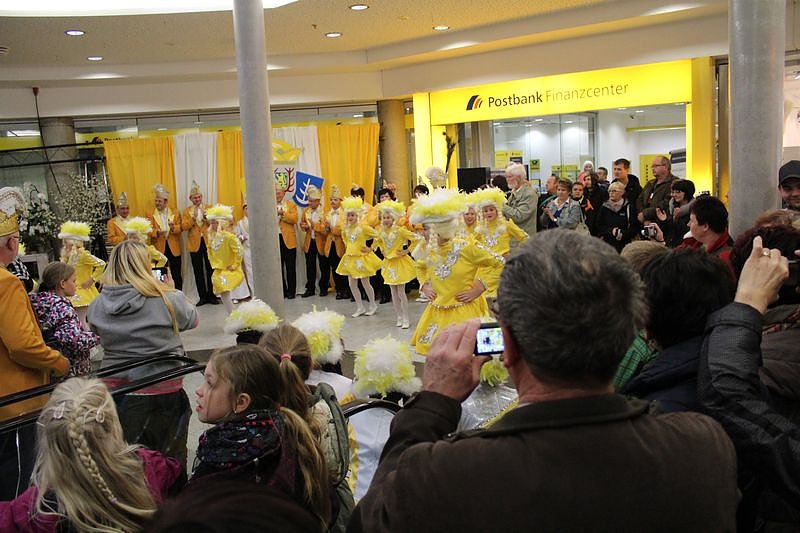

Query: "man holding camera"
<box><xmin>350</xmin><ymin>230</ymin><xmax>737</xmax><ymax>533</ymax></box>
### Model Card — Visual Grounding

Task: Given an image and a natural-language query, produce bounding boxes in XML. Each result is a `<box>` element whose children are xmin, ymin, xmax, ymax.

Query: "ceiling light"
<box><xmin>564</xmin><ymin>120</ymin><xmax>574</xmax><ymax>124</ymax></box>
<box><xmin>86</xmin><ymin>56</ymin><xmax>103</xmax><ymax>61</ymax></box>
<box><xmin>433</xmin><ymin>25</ymin><xmax>450</xmax><ymax>31</ymax></box>
<box><xmin>675</xmin><ymin>102</ymin><xmax>685</xmax><ymax>105</ymax></box>
<box><xmin>534</xmin><ymin>118</ymin><xmax>543</xmax><ymax>122</ymax></box>
<box><xmin>64</xmin><ymin>29</ymin><xmax>85</xmax><ymax>36</ymax></box>
<box><xmin>349</xmin><ymin>4</ymin><xmax>368</xmax><ymax>10</ymax></box>
<box><xmin>353</xmin><ymin>113</ymin><xmax>364</xmax><ymax>118</ymax></box>
<box><xmin>157</xmin><ymin>127</ymin><xmax>168</xmax><ymax>131</ymax></box>
<box><xmin>634</xmin><ymin>110</ymin><xmax>645</xmax><ymax>113</ymax></box>
<box><xmin>617</xmin><ymin>107</ymin><xmax>628</xmax><ymax>111</ymax></box>
<box><xmin>194</xmin><ymin>120</ymin><xmax>204</xmax><ymax>125</ymax></box>
<box><xmin>325</xmin><ymin>32</ymin><xmax>342</xmax><ymax>38</ymax></box>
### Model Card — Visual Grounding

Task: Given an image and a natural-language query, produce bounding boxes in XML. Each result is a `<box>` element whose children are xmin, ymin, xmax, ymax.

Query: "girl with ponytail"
<box><xmin>191</xmin><ymin>344</ymin><xmax>332</xmax><ymax>527</ymax></box>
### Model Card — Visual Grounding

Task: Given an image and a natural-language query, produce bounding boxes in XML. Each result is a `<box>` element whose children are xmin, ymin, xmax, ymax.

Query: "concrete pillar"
<box><xmin>728</xmin><ymin>0</ymin><xmax>784</xmax><ymax>236</ymax></box>
<box><xmin>40</xmin><ymin>117</ymin><xmax>78</xmax><ymax>217</ymax></box>
<box><xmin>232</xmin><ymin>0</ymin><xmax>285</xmax><ymax>316</ymax></box>
<box><xmin>378</xmin><ymin>100</ymin><xmax>410</xmax><ymax>203</ymax></box>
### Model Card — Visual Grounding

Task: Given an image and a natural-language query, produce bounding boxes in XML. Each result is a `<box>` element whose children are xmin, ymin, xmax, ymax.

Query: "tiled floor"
<box><xmin>180</xmin><ymin>291</ymin><xmax>429</xmax><ymax>469</ymax></box>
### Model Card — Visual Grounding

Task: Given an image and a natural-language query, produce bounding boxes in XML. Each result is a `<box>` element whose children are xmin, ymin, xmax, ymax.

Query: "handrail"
<box><xmin>342</xmin><ymin>398</ymin><xmax>402</xmax><ymax>418</ymax></box>
<box><xmin>0</xmin><ymin>355</ymin><xmax>205</xmax><ymax>435</ymax></box>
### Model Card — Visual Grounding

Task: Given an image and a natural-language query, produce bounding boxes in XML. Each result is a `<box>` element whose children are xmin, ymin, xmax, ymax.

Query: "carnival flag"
<box><xmin>293</xmin><ymin>172</ymin><xmax>325</xmax><ymax>208</ymax></box>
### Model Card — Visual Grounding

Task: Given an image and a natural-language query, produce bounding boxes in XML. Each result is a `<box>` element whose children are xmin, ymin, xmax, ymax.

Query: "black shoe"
<box><xmin>319</xmin><ymin>289</ymin><xmax>329</xmax><ymax>297</ymax></box>
<box><xmin>379</xmin><ymin>295</ymin><xmax>392</xmax><ymax>304</ymax></box>
<box><xmin>196</xmin><ymin>300</ymin><xmax>206</xmax><ymax>307</ymax></box>
<box><xmin>301</xmin><ymin>290</ymin><xmax>315</xmax><ymax>298</ymax></box>
<box><xmin>335</xmin><ymin>292</ymin><xmax>347</xmax><ymax>300</ymax></box>
<box><xmin>286</xmin><ymin>294</ymin><xmax>296</xmax><ymax>300</ymax></box>
<box><xmin>207</xmin><ymin>297</ymin><xmax>221</xmax><ymax>305</ymax></box>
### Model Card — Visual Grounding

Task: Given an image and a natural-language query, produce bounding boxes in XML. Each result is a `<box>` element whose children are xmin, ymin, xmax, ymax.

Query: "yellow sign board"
<box><xmin>429</xmin><ymin>60</ymin><xmax>692</xmax><ymax>125</ymax></box>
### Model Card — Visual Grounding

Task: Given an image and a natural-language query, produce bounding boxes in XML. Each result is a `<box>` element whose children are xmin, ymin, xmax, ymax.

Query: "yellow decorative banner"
<box><xmin>429</xmin><ymin>60</ymin><xmax>692</xmax><ymax>125</ymax></box>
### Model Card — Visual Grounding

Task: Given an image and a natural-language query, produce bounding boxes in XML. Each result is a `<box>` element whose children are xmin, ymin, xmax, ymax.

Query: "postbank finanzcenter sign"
<box><xmin>428</xmin><ymin>60</ymin><xmax>693</xmax><ymax>125</ymax></box>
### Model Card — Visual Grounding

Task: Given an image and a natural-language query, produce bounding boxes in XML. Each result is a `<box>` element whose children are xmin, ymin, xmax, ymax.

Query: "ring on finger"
<box><xmin>762</xmin><ymin>249</ymin><xmax>771</xmax><ymax>257</ymax></box>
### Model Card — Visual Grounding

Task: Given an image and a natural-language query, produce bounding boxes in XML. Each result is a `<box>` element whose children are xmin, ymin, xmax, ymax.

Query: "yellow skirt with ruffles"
<box><xmin>411</xmin><ymin>296</ymin><xmax>491</xmax><ymax>355</ymax></box>
<box><xmin>336</xmin><ymin>252</ymin><xmax>382</xmax><ymax>278</ymax></box>
<box><xmin>71</xmin><ymin>285</ymin><xmax>100</xmax><ymax>309</ymax></box>
<box><xmin>212</xmin><ymin>267</ymin><xmax>245</xmax><ymax>295</ymax></box>
<box><xmin>381</xmin><ymin>255</ymin><xmax>417</xmax><ymax>285</ymax></box>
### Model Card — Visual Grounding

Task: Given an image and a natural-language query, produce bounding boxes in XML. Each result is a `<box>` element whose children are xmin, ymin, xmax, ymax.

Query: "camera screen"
<box><xmin>152</xmin><ymin>268</ymin><xmax>166</xmax><ymax>282</ymax></box>
<box><xmin>475</xmin><ymin>325</ymin><xmax>504</xmax><ymax>355</ymax></box>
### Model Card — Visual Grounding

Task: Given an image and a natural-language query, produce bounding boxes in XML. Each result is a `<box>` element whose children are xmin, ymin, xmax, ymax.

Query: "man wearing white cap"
<box><xmin>0</xmin><ymin>187</ymin><xmax>69</xmax><ymax>499</ymax></box>
<box><xmin>148</xmin><ymin>184</ymin><xmax>183</xmax><ymax>290</ymax></box>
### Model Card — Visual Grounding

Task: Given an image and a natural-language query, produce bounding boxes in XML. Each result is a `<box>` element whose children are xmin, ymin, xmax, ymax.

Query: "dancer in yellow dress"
<box><xmin>122</xmin><ymin>217</ymin><xmax>168</xmax><ymax>268</ymax></box>
<box><xmin>462</xmin><ymin>196</ymin><xmax>478</xmax><ymax>241</ymax></box>
<box><xmin>409</xmin><ymin>189</ymin><xmax>505</xmax><ymax>355</ymax></box>
<box><xmin>58</xmin><ymin>221</ymin><xmax>105</xmax><ymax>327</ymax></box>
<box><xmin>206</xmin><ymin>204</ymin><xmax>247</xmax><ymax>316</ymax></box>
<box><xmin>335</xmin><ymin>196</ymin><xmax>382</xmax><ymax>318</ymax></box>
<box><xmin>372</xmin><ymin>199</ymin><xmax>419</xmax><ymax>329</ymax></box>
<box><xmin>470</xmin><ymin>187</ymin><xmax>528</xmax><ymax>298</ymax></box>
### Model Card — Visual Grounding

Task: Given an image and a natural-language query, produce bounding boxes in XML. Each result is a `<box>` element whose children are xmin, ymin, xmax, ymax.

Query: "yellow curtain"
<box><xmin>318</xmin><ymin>123</ymin><xmax>380</xmax><ymax>204</ymax></box>
<box><xmin>217</xmin><ymin>131</ymin><xmax>245</xmax><ymax>220</ymax></box>
<box><xmin>104</xmin><ymin>137</ymin><xmax>177</xmax><ymax>216</ymax></box>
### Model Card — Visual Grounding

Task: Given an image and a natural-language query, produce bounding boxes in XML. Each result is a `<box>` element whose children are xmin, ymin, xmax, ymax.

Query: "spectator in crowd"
<box><xmin>612</xmin><ymin>241</ymin><xmax>669</xmax><ymax>391</ymax></box>
<box><xmin>656</xmin><ymin>179</ymin><xmax>695</xmax><ymax>247</ymax></box>
<box><xmin>489</xmin><ymin>174</ymin><xmax>509</xmax><ymax>194</ymax></box>
<box><xmin>622</xmin><ymin>248</ymin><xmax>735</xmax><ymax>412</ymax></box>
<box><xmin>541</xmin><ymin>179</ymin><xmax>582</xmax><ymax>230</ymax></box>
<box><xmin>88</xmin><ymin>240</ymin><xmax>198</xmax><ymax>467</ymax></box>
<box><xmin>595</xmin><ymin>181</ymin><xmax>639</xmax><ymax>252</ymax></box>
<box><xmin>0</xmin><ymin>187</ymin><xmax>69</xmax><ymax>500</ymax></box>
<box><xmin>536</xmin><ymin>174</ymin><xmax>558</xmax><ymax>231</ymax></box>
<box><xmin>258</xmin><ymin>325</ymin><xmax>354</xmax><ymax>533</ymax></box>
<box><xmin>583</xmin><ymin>171</ymin><xmax>609</xmax><ymax>226</ymax></box>
<box><xmin>596</xmin><ymin>166</ymin><xmax>610</xmax><ymax>187</ymax></box>
<box><xmin>680</xmin><ymin>195</ymin><xmax>733</xmax><ymax>260</ymax></box>
<box><xmin>7</xmin><ymin>249</ymin><xmax>33</xmax><ymax>293</ymax></box>
<box><xmin>638</xmin><ymin>156</ymin><xmax>677</xmax><ymax>223</ymax></box>
<box><xmin>190</xmin><ymin>345</ymin><xmax>332</xmax><ymax>528</ymax></box>
<box><xmin>30</xmin><ymin>262</ymin><xmax>100</xmax><ymax>378</ymax></box>
<box><xmin>779</xmin><ymin>160</ymin><xmax>800</xmax><ymax>212</ymax></box>
<box><xmin>570</xmin><ymin>181</ymin><xmax>595</xmax><ymax>234</ymax></box>
<box><xmin>501</xmin><ymin>162</ymin><xmax>538</xmax><ymax>237</ymax></box>
<box><xmin>0</xmin><ymin>378</ymin><xmax>183</xmax><ymax>532</ymax></box>
<box><xmin>612</xmin><ymin>157</ymin><xmax>643</xmax><ymax>205</ymax></box>
<box><xmin>145</xmin><ymin>480</ymin><xmax>322</xmax><ymax>533</ymax></box>
<box><xmin>698</xmin><ymin>235</ymin><xmax>800</xmax><ymax>531</ymax></box>
<box><xmin>349</xmin><ymin>230</ymin><xmax>738</xmax><ymax>532</ymax></box>
<box><xmin>754</xmin><ymin>208</ymin><xmax>800</xmax><ymax>229</ymax></box>
<box><xmin>577</xmin><ymin>160</ymin><xmax>594</xmax><ymax>186</ymax></box>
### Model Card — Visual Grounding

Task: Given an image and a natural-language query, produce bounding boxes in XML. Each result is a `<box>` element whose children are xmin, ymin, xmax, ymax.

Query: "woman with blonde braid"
<box><xmin>0</xmin><ymin>378</ymin><xmax>183</xmax><ymax>533</ymax></box>
<box><xmin>58</xmin><ymin>221</ymin><xmax>105</xmax><ymax>327</ymax></box>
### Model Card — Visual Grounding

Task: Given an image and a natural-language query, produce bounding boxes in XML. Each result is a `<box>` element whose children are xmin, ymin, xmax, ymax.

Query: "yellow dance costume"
<box><xmin>411</xmin><ymin>237</ymin><xmax>504</xmax><ymax>354</ymax></box>
<box><xmin>122</xmin><ymin>217</ymin><xmax>167</xmax><ymax>268</ymax></box>
<box><xmin>372</xmin><ymin>226</ymin><xmax>419</xmax><ymax>286</ymax></box>
<box><xmin>208</xmin><ymin>229</ymin><xmax>245</xmax><ymax>295</ymax></box>
<box><xmin>473</xmin><ymin>219</ymin><xmax>527</xmax><ymax>297</ymax></box>
<box><xmin>336</xmin><ymin>224</ymin><xmax>382</xmax><ymax>279</ymax></box>
<box><xmin>65</xmin><ymin>248</ymin><xmax>105</xmax><ymax>308</ymax></box>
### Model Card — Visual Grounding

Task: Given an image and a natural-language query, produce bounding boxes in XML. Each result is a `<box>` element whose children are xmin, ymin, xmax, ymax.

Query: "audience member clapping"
<box><xmin>0</xmin><ymin>378</ymin><xmax>183</xmax><ymax>533</ymax></box>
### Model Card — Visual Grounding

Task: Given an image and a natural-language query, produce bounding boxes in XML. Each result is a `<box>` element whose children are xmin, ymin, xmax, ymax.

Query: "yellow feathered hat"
<box><xmin>206</xmin><ymin>204</ymin><xmax>234</xmax><ymax>221</ymax></box>
<box><xmin>376</xmin><ymin>199</ymin><xmax>405</xmax><ymax>219</ymax></box>
<box><xmin>341</xmin><ymin>196</ymin><xmax>363</xmax><ymax>213</ymax></box>
<box><xmin>0</xmin><ymin>187</ymin><xmax>25</xmax><ymax>237</ymax></box>
<box><xmin>123</xmin><ymin>217</ymin><xmax>153</xmax><ymax>237</ymax></box>
<box><xmin>353</xmin><ymin>335</ymin><xmax>421</xmax><ymax>397</ymax></box>
<box><xmin>292</xmin><ymin>307</ymin><xmax>346</xmax><ymax>365</ymax></box>
<box><xmin>409</xmin><ymin>188</ymin><xmax>465</xmax><ymax>225</ymax></box>
<box><xmin>223</xmin><ymin>299</ymin><xmax>281</xmax><ymax>335</ymax></box>
<box><xmin>471</xmin><ymin>187</ymin><xmax>507</xmax><ymax>210</ymax></box>
<box><xmin>58</xmin><ymin>221</ymin><xmax>91</xmax><ymax>242</ymax></box>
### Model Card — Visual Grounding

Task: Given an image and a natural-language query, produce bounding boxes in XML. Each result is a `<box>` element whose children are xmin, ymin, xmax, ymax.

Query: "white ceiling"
<box><xmin>0</xmin><ymin>0</ymin><xmax>729</xmax><ymax>88</ymax></box>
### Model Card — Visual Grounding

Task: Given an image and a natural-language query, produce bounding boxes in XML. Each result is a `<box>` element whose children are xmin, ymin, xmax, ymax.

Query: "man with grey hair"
<box><xmin>350</xmin><ymin>230</ymin><xmax>737</xmax><ymax>532</ymax></box>
<box><xmin>501</xmin><ymin>162</ymin><xmax>538</xmax><ymax>237</ymax></box>
<box><xmin>637</xmin><ymin>155</ymin><xmax>677</xmax><ymax>223</ymax></box>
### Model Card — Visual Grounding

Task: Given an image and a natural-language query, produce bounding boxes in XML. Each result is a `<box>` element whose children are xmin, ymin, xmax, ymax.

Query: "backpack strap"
<box><xmin>311</xmin><ymin>382</ymin><xmax>350</xmax><ymax>485</ymax></box>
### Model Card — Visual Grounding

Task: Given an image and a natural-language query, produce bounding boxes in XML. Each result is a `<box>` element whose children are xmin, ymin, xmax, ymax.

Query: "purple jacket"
<box><xmin>29</xmin><ymin>292</ymin><xmax>99</xmax><ymax>377</ymax></box>
<box><xmin>0</xmin><ymin>448</ymin><xmax>182</xmax><ymax>532</ymax></box>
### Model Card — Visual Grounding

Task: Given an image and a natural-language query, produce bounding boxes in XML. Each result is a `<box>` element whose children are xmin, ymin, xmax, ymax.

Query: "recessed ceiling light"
<box><xmin>349</xmin><ymin>4</ymin><xmax>368</xmax><ymax>10</ymax></box>
<box><xmin>534</xmin><ymin>118</ymin><xmax>543</xmax><ymax>122</ymax></box>
<box><xmin>353</xmin><ymin>113</ymin><xmax>364</xmax><ymax>118</ymax></box>
<box><xmin>617</xmin><ymin>107</ymin><xmax>628</xmax><ymax>110</ymax></box>
<box><xmin>65</xmin><ymin>29</ymin><xmax>85</xmax><ymax>36</ymax></box>
<box><xmin>157</xmin><ymin>127</ymin><xmax>168</xmax><ymax>131</ymax></box>
<box><xmin>433</xmin><ymin>25</ymin><xmax>450</xmax><ymax>31</ymax></box>
<box><xmin>634</xmin><ymin>110</ymin><xmax>645</xmax><ymax>113</ymax></box>
<box><xmin>325</xmin><ymin>32</ymin><xmax>342</xmax><ymax>38</ymax></box>
<box><xmin>193</xmin><ymin>120</ymin><xmax>204</xmax><ymax>125</ymax></box>
<box><xmin>564</xmin><ymin>120</ymin><xmax>574</xmax><ymax>124</ymax></box>
<box><xmin>86</xmin><ymin>56</ymin><xmax>103</xmax><ymax>61</ymax></box>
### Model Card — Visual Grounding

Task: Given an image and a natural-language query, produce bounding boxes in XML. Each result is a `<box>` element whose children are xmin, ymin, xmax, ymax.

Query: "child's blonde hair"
<box><xmin>33</xmin><ymin>378</ymin><xmax>157</xmax><ymax>532</ymax></box>
<box><xmin>208</xmin><ymin>345</ymin><xmax>332</xmax><ymax>525</ymax></box>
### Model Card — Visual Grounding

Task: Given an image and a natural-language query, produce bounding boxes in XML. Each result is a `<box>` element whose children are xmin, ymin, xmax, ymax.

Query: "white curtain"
<box><xmin>273</xmin><ymin>127</ymin><xmax>322</xmax><ymax>293</ymax></box>
<box><xmin>173</xmin><ymin>132</ymin><xmax>218</xmax><ymax>302</ymax></box>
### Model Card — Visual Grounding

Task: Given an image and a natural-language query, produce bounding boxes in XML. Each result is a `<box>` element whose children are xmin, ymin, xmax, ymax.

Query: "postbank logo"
<box><xmin>465</xmin><ymin>95</ymin><xmax>483</xmax><ymax>110</ymax></box>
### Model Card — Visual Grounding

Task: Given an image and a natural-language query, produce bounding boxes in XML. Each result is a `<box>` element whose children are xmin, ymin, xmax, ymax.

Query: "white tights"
<box><xmin>348</xmin><ymin>276</ymin><xmax>375</xmax><ymax>310</ymax></box>
<box><xmin>390</xmin><ymin>284</ymin><xmax>408</xmax><ymax>322</ymax></box>
<box><xmin>220</xmin><ymin>292</ymin><xmax>234</xmax><ymax>315</ymax></box>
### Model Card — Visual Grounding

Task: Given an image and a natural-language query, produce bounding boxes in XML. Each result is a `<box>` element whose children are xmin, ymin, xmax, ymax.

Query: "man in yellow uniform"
<box><xmin>325</xmin><ymin>185</ymin><xmax>348</xmax><ymax>299</ymax></box>
<box><xmin>106</xmin><ymin>191</ymin><xmax>131</xmax><ymax>246</ymax></box>
<box><xmin>300</xmin><ymin>185</ymin><xmax>330</xmax><ymax>297</ymax></box>
<box><xmin>0</xmin><ymin>187</ymin><xmax>69</xmax><ymax>499</ymax></box>
<box><xmin>181</xmin><ymin>181</ymin><xmax>218</xmax><ymax>305</ymax></box>
<box><xmin>277</xmin><ymin>185</ymin><xmax>298</xmax><ymax>299</ymax></box>
<box><xmin>148</xmin><ymin>184</ymin><xmax>183</xmax><ymax>290</ymax></box>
